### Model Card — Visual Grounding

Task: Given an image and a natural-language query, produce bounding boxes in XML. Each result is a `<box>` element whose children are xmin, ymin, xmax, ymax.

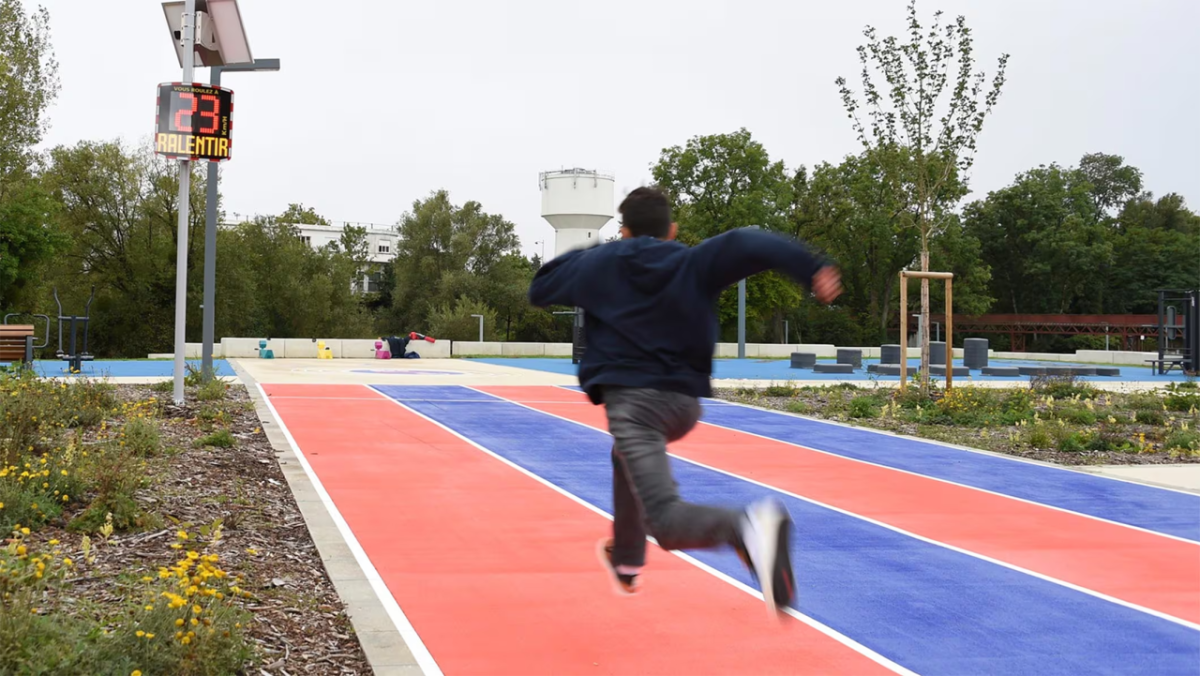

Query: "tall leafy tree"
<box><xmin>389</xmin><ymin>190</ymin><xmax>520</xmax><ymax>333</ymax></box>
<box><xmin>964</xmin><ymin>162</ymin><xmax>1111</xmax><ymax>315</ymax></box>
<box><xmin>651</xmin><ymin>128</ymin><xmax>804</xmax><ymax>341</ymax></box>
<box><xmin>0</xmin><ymin>1</ymin><xmax>62</xmax><ymax>311</ymax></box>
<box><xmin>794</xmin><ymin>147</ymin><xmax>920</xmax><ymax>341</ymax></box>
<box><xmin>0</xmin><ymin>0</ymin><xmax>58</xmax><ymax>186</ymax></box>
<box><xmin>40</xmin><ymin>140</ymin><xmax>209</xmax><ymax>357</ymax></box>
<box><xmin>836</xmin><ymin>0</ymin><xmax>1009</xmax><ymax>391</ymax></box>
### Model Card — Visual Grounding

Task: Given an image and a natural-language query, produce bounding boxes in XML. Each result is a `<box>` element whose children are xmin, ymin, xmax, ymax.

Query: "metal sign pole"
<box><xmin>172</xmin><ymin>0</ymin><xmax>196</xmax><ymax>404</ymax></box>
<box><xmin>201</xmin><ymin>65</ymin><xmax>222</xmax><ymax>382</ymax></box>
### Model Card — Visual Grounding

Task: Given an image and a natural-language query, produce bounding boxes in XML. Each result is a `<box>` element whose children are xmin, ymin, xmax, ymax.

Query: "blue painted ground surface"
<box><xmin>374</xmin><ymin>384</ymin><xmax>1200</xmax><ymax>676</ymax></box>
<box><xmin>471</xmin><ymin>356</ymin><xmax>1185</xmax><ymax>382</ymax></box>
<box><xmin>0</xmin><ymin>359</ymin><xmax>238</xmax><ymax>378</ymax></box>
<box><xmin>699</xmin><ymin>403</ymin><xmax>1200</xmax><ymax>542</ymax></box>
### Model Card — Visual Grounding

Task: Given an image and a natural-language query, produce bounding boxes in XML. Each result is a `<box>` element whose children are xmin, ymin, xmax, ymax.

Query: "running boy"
<box><xmin>528</xmin><ymin>186</ymin><xmax>842</xmax><ymax>615</ymax></box>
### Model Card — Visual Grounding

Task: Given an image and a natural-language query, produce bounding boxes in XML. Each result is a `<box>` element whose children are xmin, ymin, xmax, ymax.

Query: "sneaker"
<box><xmin>597</xmin><ymin>538</ymin><xmax>640</xmax><ymax>596</ymax></box>
<box><xmin>739</xmin><ymin>498</ymin><xmax>796</xmax><ymax>615</ymax></box>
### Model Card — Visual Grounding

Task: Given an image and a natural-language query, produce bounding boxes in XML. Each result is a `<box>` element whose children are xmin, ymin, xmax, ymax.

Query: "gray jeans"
<box><xmin>603</xmin><ymin>386</ymin><xmax>743</xmax><ymax>568</ymax></box>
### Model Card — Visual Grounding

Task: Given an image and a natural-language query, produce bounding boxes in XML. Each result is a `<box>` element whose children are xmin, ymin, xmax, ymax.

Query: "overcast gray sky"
<box><xmin>31</xmin><ymin>0</ymin><xmax>1200</xmax><ymax>258</ymax></box>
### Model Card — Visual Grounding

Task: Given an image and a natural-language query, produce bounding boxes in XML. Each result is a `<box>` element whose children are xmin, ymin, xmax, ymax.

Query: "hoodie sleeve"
<box><xmin>689</xmin><ymin>228</ymin><xmax>830</xmax><ymax>296</ymax></box>
<box><xmin>528</xmin><ymin>248</ymin><xmax>588</xmax><ymax>308</ymax></box>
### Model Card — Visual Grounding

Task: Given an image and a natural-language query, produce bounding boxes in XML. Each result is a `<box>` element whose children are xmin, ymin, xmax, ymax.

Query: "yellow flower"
<box><xmin>20</xmin><ymin>527</ymin><xmax>29</xmax><ymax>535</ymax></box>
<box><xmin>133</xmin><ymin>671</ymin><xmax>143</xmax><ymax>676</ymax></box>
<box><xmin>63</xmin><ymin>557</ymin><xmax>73</xmax><ymax>566</ymax></box>
<box><xmin>175</xmin><ymin>618</ymin><xmax>185</xmax><ymax>627</ymax></box>
<box><xmin>136</xmin><ymin>630</ymin><xmax>145</xmax><ymax>637</ymax></box>
<box><xmin>144</xmin><ymin>604</ymin><xmax>154</xmax><ymax>611</ymax></box>
<box><xmin>145</xmin><ymin>633</ymin><xmax>154</xmax><ymax>639</ymax></box>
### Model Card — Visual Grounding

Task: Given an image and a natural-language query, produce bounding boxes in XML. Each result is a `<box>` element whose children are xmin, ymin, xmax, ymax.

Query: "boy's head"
<box><xmin>618</xmin><ymin>186</ymin><xmax>677</xmax><ymax>240</ymax></box>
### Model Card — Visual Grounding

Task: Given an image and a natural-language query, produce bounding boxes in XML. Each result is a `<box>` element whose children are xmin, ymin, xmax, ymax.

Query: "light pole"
<box><xmin>201</xmin><ymin>58</ymin><xmax>280</xmax><ymax>382</ymax></box>
<box><xmin>737</xmin><ymin>225</ymin><xmax>760</xmax><ymax>359</ymax></box>
<box><xmin>471</xmin><ymin>314</ymin><xmax>484</xmax><ymax>342</ymax></box>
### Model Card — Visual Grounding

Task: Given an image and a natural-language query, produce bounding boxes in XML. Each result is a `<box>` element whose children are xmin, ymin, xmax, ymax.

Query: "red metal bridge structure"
<box><xmin>921</xmin><ymin>314</ymin><xmax>1162</xmax><ymax>351</ymax></box>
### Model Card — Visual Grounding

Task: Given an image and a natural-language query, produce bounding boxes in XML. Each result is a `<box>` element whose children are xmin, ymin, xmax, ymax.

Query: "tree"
<box><xmin>0</xmin><ymin>1</ymin><xmax>63</xmax><ymax>311</ymax></box>
<box><xmin>389</xmin><ymin>190</ymin><xmax>521</xmax><ymax>333</ymax></box>
<box><xmin>277</xmin><ymin>203</ymin><xmax>329</xmax><ymax>226</ymax></box>
<box><xmin>836</xmin><ymin>0</ymin><xmax>1009</xmax><ymax>392</ymax></box>
<box><xmin>40</xmin><ymin>139</ymin><xmax>209</xmax><ymax>357</ymax></box>
<box><xmin>1107</xmin><ymin>193</ymin><xmax>1200</xmax><ymax>313</ymax></box>
<box><xmin>793</xmin><ymin>147</ymin><xmax>921</xmax><ymax>342</ymax></box>
<box><xmin>651</xmin><ymin>128</ymin><xmax>805</xmax><ymax>341</ymax></box>
<box><xmin>0</xmin><ymin>180</ymin><xmax>64</xmax><ymax>311</ymax></box>
<box><xmin>1078</xmin><ymin>153</ymin><xmax>1144</xmax><ymax>216</ymax></box>
<box><xmin>0</xmin><ymin>0</ymin><xmax>59</xmax><ymax>188</ymax></box>
<box><xmin>964</xmin><ymin>163</ymin><xmax>1111</xmax><ymax>316</ymax></box>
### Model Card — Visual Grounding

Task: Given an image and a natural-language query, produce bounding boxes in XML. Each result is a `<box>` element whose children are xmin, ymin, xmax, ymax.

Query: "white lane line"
<box><xmin>258</xmin><ymin>384</ymin><xmax>445</xmax><ymax>676</ymax></box>
<box><xmin>493</xmin><ymin>387</ymin><xmax>1200</xmax><ymax>632</ymax></box>
<box><xmin>372</xmin><ymin>385</ymin><xmax>919</xmax><ymax>676</ymax></box>
<box><xmin>550</xmin><ymin>385</ymin><xmax>1200</xmax><ymax>543</ymax></box>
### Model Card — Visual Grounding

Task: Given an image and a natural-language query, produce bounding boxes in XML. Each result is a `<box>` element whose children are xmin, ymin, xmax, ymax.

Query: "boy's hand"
<box><xmin>812</xmin><ymin>266</ymin><xmax>842</xmax><ymax>304</ymax></box>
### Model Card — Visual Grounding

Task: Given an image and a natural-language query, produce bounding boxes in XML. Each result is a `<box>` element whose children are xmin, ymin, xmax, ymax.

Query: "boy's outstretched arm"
<box><xmin>692</xmin><ymin>228</ymin><xmax>842</xmax><ymax>302</ymax></box>
<box><xmin>528</xmin><ymin>248</ymin><xmax>588</xmax><ymax>308</ymax></box>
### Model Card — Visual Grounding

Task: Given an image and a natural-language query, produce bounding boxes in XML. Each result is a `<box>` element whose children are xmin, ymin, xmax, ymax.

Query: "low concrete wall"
<box><xmin>452</xmin><ymin>341</ymin><xmax>502</xmax><ymax>356</ymax></box>
<box><xmin>206</xmin><ymin>337</ymin><xmax>1158</xmax><ymax>366</ymax></box>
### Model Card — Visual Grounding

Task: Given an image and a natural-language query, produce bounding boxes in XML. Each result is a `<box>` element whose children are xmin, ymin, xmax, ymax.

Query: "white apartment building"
<box><xmin>293</xmin><ymin>221</ymin><xmax>398</xmax><ymax>293</ymax></box>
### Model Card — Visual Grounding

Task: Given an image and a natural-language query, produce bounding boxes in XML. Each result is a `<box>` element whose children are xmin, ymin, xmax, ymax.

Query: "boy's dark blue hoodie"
<box><xmin>528</xmin><ymin>227</ymin><xmax>830</xmax><ymax>404</ymax></box>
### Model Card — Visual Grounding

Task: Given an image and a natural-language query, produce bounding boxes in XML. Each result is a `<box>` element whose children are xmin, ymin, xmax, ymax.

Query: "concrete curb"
<box><xmin>230</xmin><ymin>360</ymin><xmax>429</xmax><ymax>676</ymax></box>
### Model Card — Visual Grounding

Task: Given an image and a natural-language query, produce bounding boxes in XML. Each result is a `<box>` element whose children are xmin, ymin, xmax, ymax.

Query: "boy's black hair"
<box><xmin>618</xmin><ymin>186</ymin><xmax>672</xmax><ymax>238</ymax></box>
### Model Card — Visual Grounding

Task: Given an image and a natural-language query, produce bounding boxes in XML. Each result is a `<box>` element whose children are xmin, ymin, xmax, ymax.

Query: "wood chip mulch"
<box><xmin>28</xmin><ymin>382</ymin><xmax>374</xmax><ymax>675</ymax></box>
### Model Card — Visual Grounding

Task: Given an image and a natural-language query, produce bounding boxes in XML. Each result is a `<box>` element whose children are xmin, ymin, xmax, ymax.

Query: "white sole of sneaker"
<box><xmin>745</xmin><ymin>501</ymin><xmax>786</xmax><ymax>617</ymax></box>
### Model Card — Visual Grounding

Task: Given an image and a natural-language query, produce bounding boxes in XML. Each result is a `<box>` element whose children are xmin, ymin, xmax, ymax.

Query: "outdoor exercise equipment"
<box><xmin>1154</xmin><ymin>289</ymin><xmax>1198</xmax><ymax>375</ymax></box>
<box><xmin>258</xmin><ymin>340</ymin><xmax>275</xmax><ymax>359</ymax></box>
<box><xmin>317</xmin><ymin>340</ymin><xmax>333</xmax><ymax>359</ymax></box>
<box><xmin>53</xmin><ymin>286</ymin><xmax>95</xmax><ymax>373</ymax></box>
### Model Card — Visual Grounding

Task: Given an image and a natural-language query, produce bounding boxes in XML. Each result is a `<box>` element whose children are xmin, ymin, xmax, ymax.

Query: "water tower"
<box><xmin>539</xmin><ymin>168</ymin><xmax>615</xmax><ymax>258</ymax></box>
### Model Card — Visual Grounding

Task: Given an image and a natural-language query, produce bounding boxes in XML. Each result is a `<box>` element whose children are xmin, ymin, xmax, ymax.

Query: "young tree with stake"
<box><xmin>836</xmin><ymin>0</ymin><xmax>1008</xmax><ymax>394</ymax></box>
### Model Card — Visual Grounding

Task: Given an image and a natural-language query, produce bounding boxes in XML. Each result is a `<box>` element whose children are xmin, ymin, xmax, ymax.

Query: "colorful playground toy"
<box><xmin>258</xmin><ymin>339</ymin><xmax>274</xmax><ymax>359</ymax></box>
<box><xmin>317</xmin><ymin>340</ymin><xmax>333</xmax><ymax>359</ymax></box>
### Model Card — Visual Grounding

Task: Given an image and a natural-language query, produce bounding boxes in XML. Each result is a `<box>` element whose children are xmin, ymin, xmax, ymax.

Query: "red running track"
<box><xmin>263</xmin><ymin>384</ymin><xmax>897</xmax><ymax>676</ymax></box>
<box><xmin>477</xmin><ymin>385</ymin><xmax>1200</xmax><ymax>626</ymax></box>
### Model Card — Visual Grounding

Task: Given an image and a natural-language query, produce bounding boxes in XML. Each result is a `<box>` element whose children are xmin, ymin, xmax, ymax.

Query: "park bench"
<box><xmin>0</xmin><ymin>325</ymin><xmax>36</xmax><ymax>367</ymax></box>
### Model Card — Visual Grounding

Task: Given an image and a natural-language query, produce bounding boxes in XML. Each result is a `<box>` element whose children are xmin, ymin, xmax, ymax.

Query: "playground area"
<box><xmin>227</xmin><ymin>357</ymin><xmax>1198</xmax><ymax>676</ymax></box>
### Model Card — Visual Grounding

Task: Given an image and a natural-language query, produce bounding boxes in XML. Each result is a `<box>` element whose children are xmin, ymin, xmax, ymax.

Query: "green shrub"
<box><xmin>785</xmin><ymin>400</ymin><xmax>808</xmax><ymax>415</ymax></box>
<box><xmin>196</xmin><ymin>379</ymin><xmax>228</xmax><ymax>402</ymax></box>
<box><xmin>848</xmin><ymin>396</ymin><xmax>879</xmax><ymax>419</ymax></box>
<box><xmin>1025</xmin><ymin>426</ymin><xmax>1053</xmax><ymax>449</ymax></box>
<box><xmin>0</xmin><ymin>527</ymin><xmax>256</xmax><ymax>675</ymax></box>
<box><xmin>1135</xmin><ymin>410</ymin><xmax>1165</xmax><ymax>426</ymax></box>
<box><xmin>1056</xmin><ymin>408</ymin><xmax>1097</xmax><ymax>425</ymax></box>
<box><xmin>1164</xmin><ymin>429</ymin><xmax>1200</xmax><ymax>452</ymax></box>
<box><xmin>196</xmin><ymin>429</ymin><xmax>235</xmax><ymax>449</ymax></box>
<box><xmin>121</xmin><ymin>417</ymin><xmax>162</xmax><ymax>458</ymax></box>
<box><xmin>1057</xmin><ymin>431</ymin><xmax>1087</xmax><ymax>452</ymax></box>
<box><xmin>1164</xmin><ymin>392</ymin><xmax>1200</xmax><ymax>413</ymax></box>
<box><xmin>1085</xmin><ymin>431</ymin><xmax>1132</xmax><ymax>453</ymax></box>
<box><xmin>70</xmin><ymin>442</ymin><xmax>155</xmax><ymax>533</ymax></box>
<box><xmin>1030</xmin><ymin>374</ymin><xmax>1097</xmax><ymax>399</ymax></box>
<box><xmin>763</xmin><ymin>382</ymin><xmax>799</xmax><ymax>397</ymax></box>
